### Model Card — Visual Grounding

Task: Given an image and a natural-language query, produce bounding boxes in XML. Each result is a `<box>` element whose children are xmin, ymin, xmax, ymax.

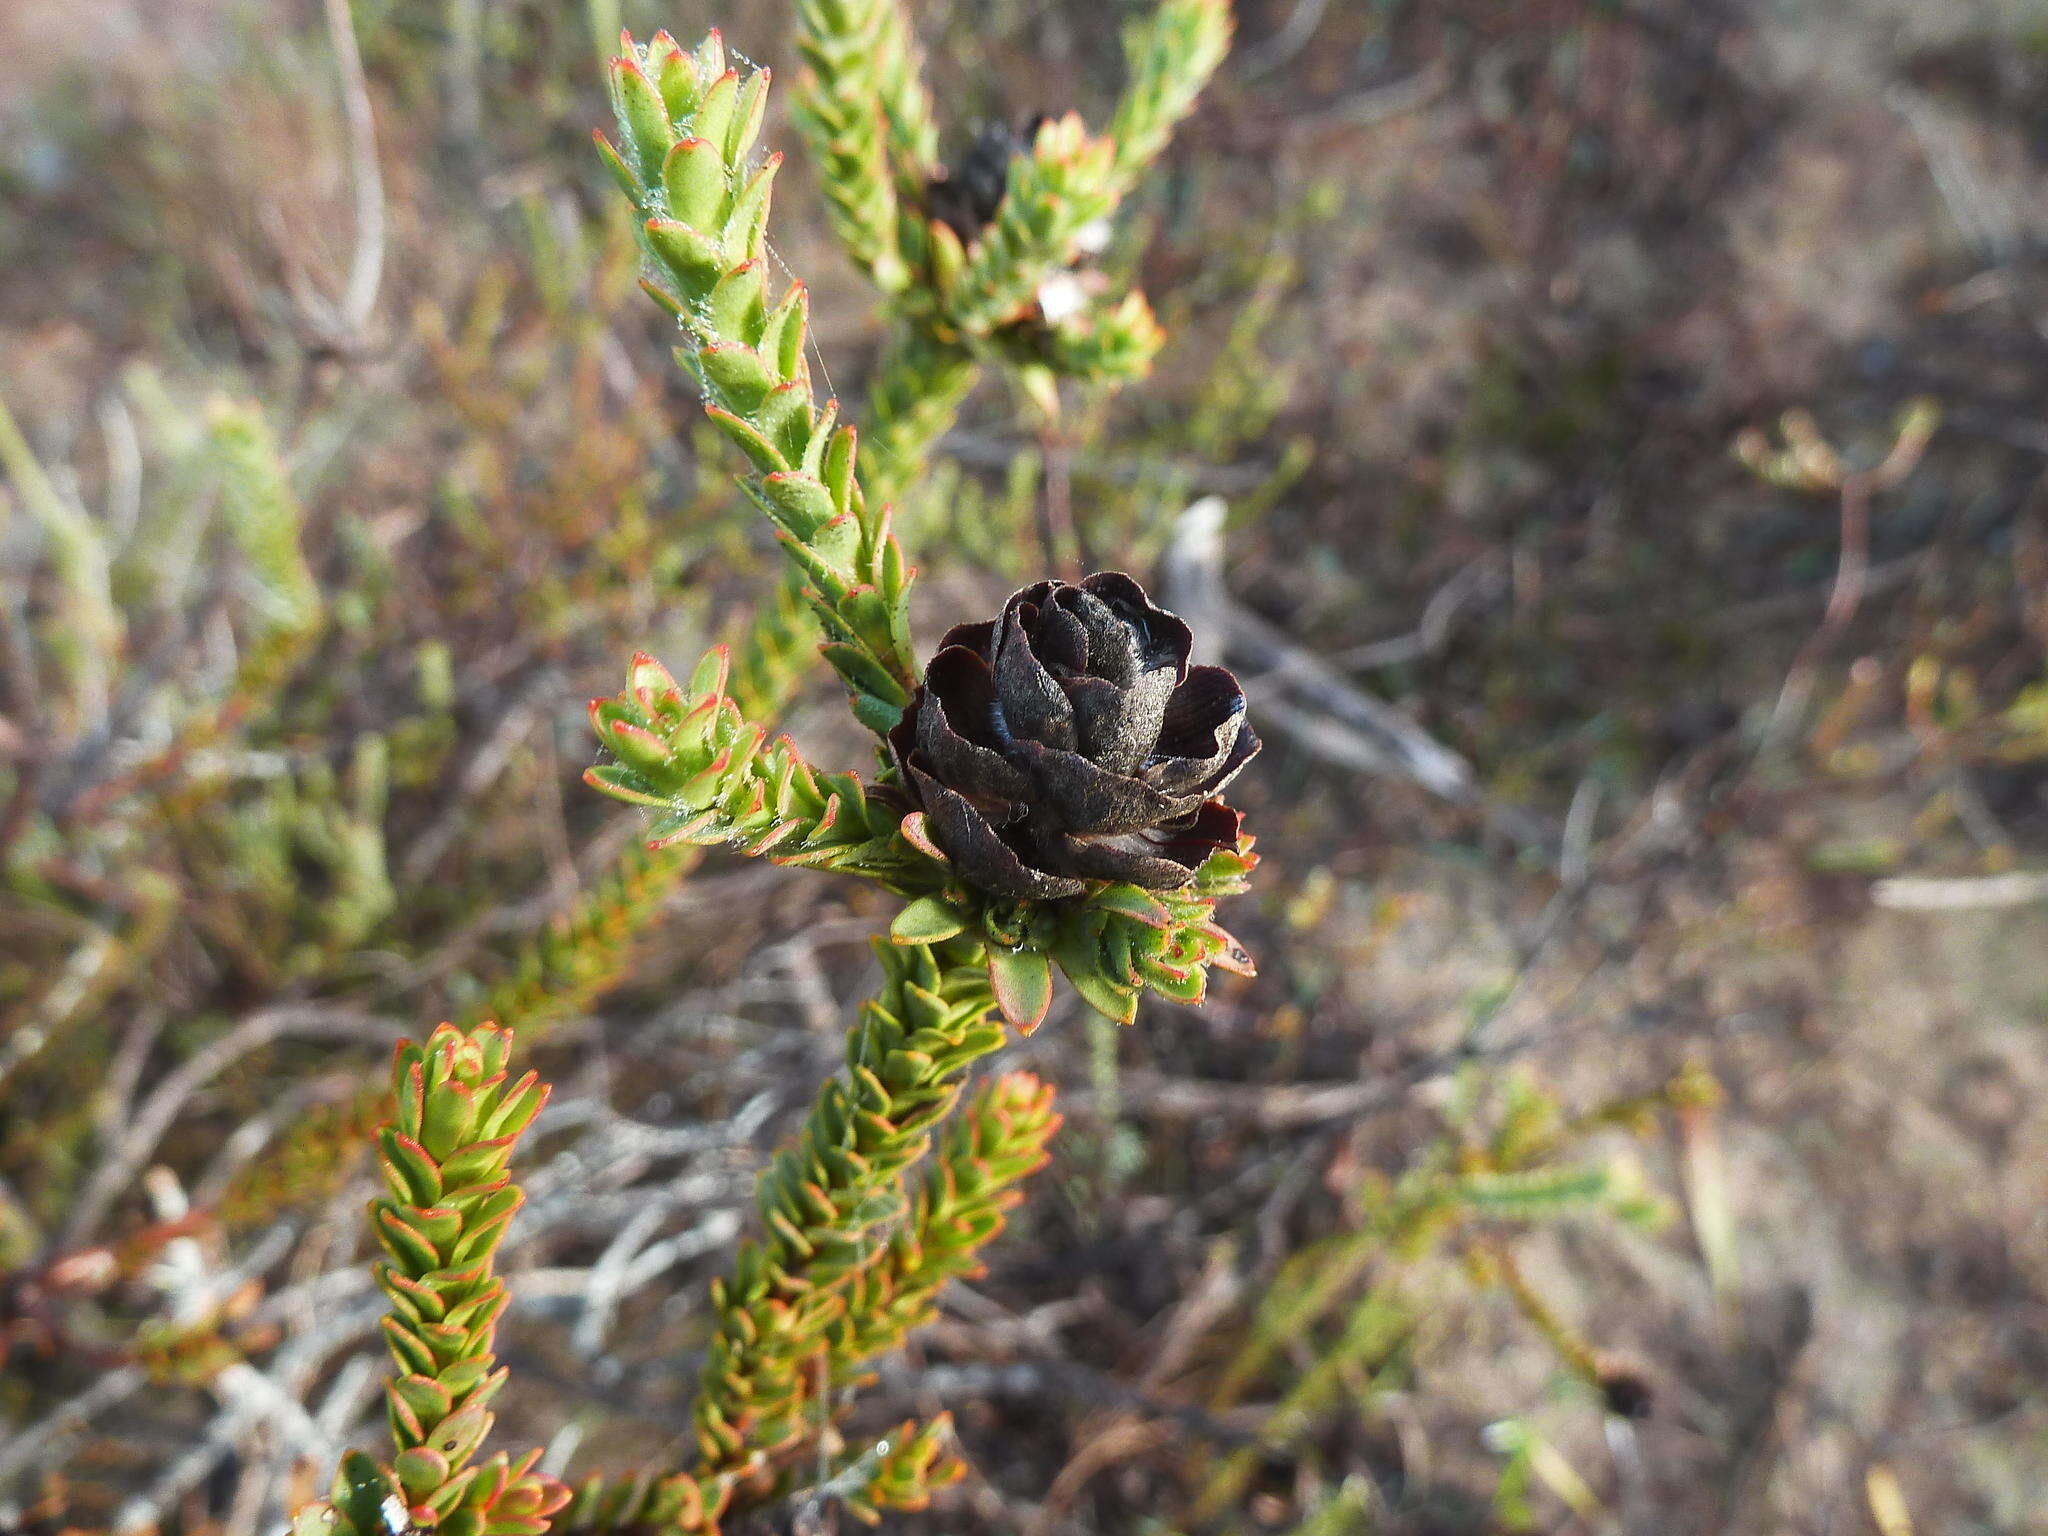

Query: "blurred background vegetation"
<box><xmin>3</xmin><ymin>0</ymin><xmax>2047</xmax><ymax>1531</ymax></box>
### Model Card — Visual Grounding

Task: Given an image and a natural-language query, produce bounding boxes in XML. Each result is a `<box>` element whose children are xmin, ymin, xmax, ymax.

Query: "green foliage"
<box><xmin>563</xmin><ymin>1416</ymin><xmax>964</xmax><ymax>1535</ymax></box>
<box><xmin>287</xmin><ymin>922</ymin><xmax>1070</xmax><ymax>1536</ymax></box>
<box><xmin>545</xmin><ymin>936</ymin><xmax>1018</xmax><ymax>1532</ymax></box>
<box><xmin>858</xmin><ymin>324</ymin><xmax>980</xmax><ymax>506</ymax></box>
<box><xmin>1106</xmin><ymin>0</ymin><xmax>1234</xmax><ymax>188</ymax></box>
<box><xmin>0</xmin><ymin>376</ymin><xmax>347</xmax><ymax>1231</ymax></box>
<box><xmin>788</xmin><ymin>0</ymin><xmax>925</xmax><ymax>296</ymax></box>
<box><xmin>889</xmin><ymin>832</ymin><xmax>1259</xmax><ymax>1028</ymax></box>
<box><xmin>818</xmin><ymin>1415</ymin><xmax>967</xmax><ymax>1522</ymax></box>
<box><xmin>206</xmin><ymin>401</ymin><xmax>324</xmax><ymax>651</ymax></box>
<box><xmin>221</xmin><ymin>1084</ymin><xmax>389</xmax><ymax>1229</ymax></box>
<box><xmin>291</xmin><ymin>1023</ymin><xmax>568</xmax><ymax>1536</ymax></box>
<box><xmin>788</xmin><ymin>0</ymin><xmax>1228</xmax><ymax>489</ymax></box>
<box><xmin>1191</xmin><ymin>1069</ymin><xmax>1693</xmax><ymax>1521</ymax></box>
<box><xmin>0</xmin><ymin>391</ymin><xmax>122</xmax><ymax>728</ymax></box>
<box><xmin>586</xmin><ymin>647</ymin><xmax>921</xmax><ymax>879</ymax></box>
<box><xmin>940</xmin><ymin>113</ymin><xmax>1119</xmax><ymax>339</ymax></box>
<box><xmin>598</xmin><ymin>30</ymin><xmax>920</xmax><ymax>735</ymax></box>
<box><xmin>557</xmin><ymin>1465</ymin><xmax>717</xmax><ymax>1536</ymax></box>
<box><xmin>834</xmin><ymin>1069</ymin><xmax>1061</xmax><ymax>1370</ymax></box>
<box><xmin>185</xmin><ymin>732</ymin><xmax>395</xmax><ymax>980</ymax></box>
<box><xmin>465</xmin><ymin>839</ymin><xmax>697</xmax><ymax>1038</ymax></box>
<box><xmin>690</xmin><ymin>937</ymin><xmax>1005</xmax><ymax>1480</ymax></box>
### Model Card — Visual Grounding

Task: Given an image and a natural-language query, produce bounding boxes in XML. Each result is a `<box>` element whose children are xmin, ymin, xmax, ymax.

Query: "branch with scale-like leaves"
<box><xmin>561</xmin><ymin>1416</ymin><xmax>962</xmax><ymax>1536</ymax></box>
<box><xmin>832</xmin><ymin>1070</ymin><xmax>1060</xmax><ymax>1376</ymax></box>
<box><xmin>806</xmin><ymin>1416</ymin><xmax>966</xmax><ymax>1525</ymax></box>
<box><xmin>934</xmin><ymin>113</ymin><xmax>1118</xmax><ymax>341</ymax></box>
<box><xmin>563</xmin><ymin>1074</ymin><xmax>1051</xmax><ymax>1527</ymax></box>
<box><xmin>857</xmin><ymin>324</ymin><xmax>979</xmax><ymax>507</ymax></box>
<box><xmin>586</xmin><ymin>647</ymin><xmax>932</xmax><ymax>887</ymax></box>
<box><xmin>288</xmin><ymin>1023</ymin><xmax>567</xmax><ymax>1536</ymax></box>
<box><xmin>598</xmin><ymin>30</ymin><xmax>918</xmax><ymax>734</ymax></box>
<box><xmin>1107</xmin><ymin>0</ymin><xmax>1234</xmax><ymax>188</ymax></box>
<box><xmin>788</xmin><ymin>0</ymin><xmax>926</xmax><ymax>296</ymax></box>
<box><xmin>691</xmin><ymin>938</ymin><xmax>1005</xmax><ymax>1478</ymax></box>
<box><xmin>867</xmin><ymin>0</ymin><xmax>940</xmax><ymax>200</ymax></box>
<box><xmin>560</xmin><ymin>938</ymin><xmax>1015</xmax><ymax>1531</ymax></box>
<box><xmin>791</xmin><ymin>0</ymin><xmax>1230</xmax><ymax>431</ymax></box>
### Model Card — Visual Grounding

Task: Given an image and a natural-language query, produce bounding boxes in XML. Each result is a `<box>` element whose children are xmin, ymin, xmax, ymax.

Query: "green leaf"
<box><xmin>661</xmin><ymin>136</ymin><xmax>727</xmax><ymax>228</ymax></box>
<box><xmin>395</xmin><ymin>1446</ymin><xmax>452</xmax><ymax>1499</ymax></box>
<box><xmin>651</xmin><ymin>35</ymin><xmax>704</xmax><ymax>122</ymax></box>
<box><xmin>426</xmin><ymin>1403</ymin><xmax>493</xmax><ymax>1466</ymax></box>
<box><xmin>1139</xmin><ymin>958</ymin><xmax>1205</xmax><ymax>1005</ymax></box>
<box><xmin>593</xmin><ymin>133</ymin><xmax>641</xmax><ymax>200</ymax></box>
<box><xmin>722</xmin><ymin>156</ymin><xmax>781</xmax><ymax>262</ymax></box>
<box><xmin>756</xmin><ymin>472</ymin><xmax>838</xmax><ymax>541</ymax></box>
<box><xmin>757</xmin><ymin>382</ymin><xmax>814</xmax><ymax>465</ymax></box>
<box><xmin>818</xmin><ymin>640</ymin><xmax>908</xmax><ymax>705</ymax></box>
<box><xmin>986</xmin><ymin>946</ymin><xmax>1053</xmax><ymax>1034</ymax></box>
<box><xmin>643</xmin><ymin>217</ymin><xmax>724</xmax><ymax>296</ymax></box>
<box><xmin>419</xmin><ymin>1078</ymin><xmax>477</xmax><ymax>1160</ymax></box>
<box><xmin>1101</xmin><ymin>918</ymin><xmax>1138</xmax><ymax>987</ymax></box>
<box><xmin>435</xmin><ymin>1135</ymin><xmax>515</xmax><ymax>1193</ymax></box>
<box><xmin>728</xmin><ymin>68</ymin><xmax>772</xmax><ymax>159</ymax></box>
<box><xmin>703</xmin><ymin>405</ymin><xmax>790</xmax><ymax>474</ymax></box>
<box><xmin>851</xmin><ymin>689</ymin><xmax>908</xmax><ymax>735</ymax></box>
<box><xmin>687</xmin><ymin>646</ymin><xmax>731</xmax><ymax>699</ymax></box>
<box><xmin>762</xmin><ymin>285</ymin><xmax>810</xmax><ymax>382</ymax></box>
<box><xmin>375</xmin><ymin>1208</ymin><xmax>444</xmax><ymax>1274</ymax></box>
<box><xmin>597</xmin><ymin>719</ymin><xmax>673</xmax><ymax>774</ymax></box>
<box><xmin>1057</xmin><ymin>949</ymin><xmax>1138</xmax><ymax>1026</ymax></box>
<box><xmin>1201</xmin><ymin>920</ymin><xmax>1256</xmax><ymax>976</ymax></box>
<box><xmin>582</xmin><ymin>763</ymin><xmax>667</xmax><ymax>807</ymax></box>
<box><xmin>436</xmin><ymin>1356</ymin><xmax>496</xmax><ymax>1397</ymax></box>
<box><xmin>690</xmin><ymin>69</ymin><xmax>741</xmax><ymax>161</ymax></box>
<box><xmin>331</xmin><ymin>1451</ymin><xmax>400</xmax><ymax>1536</ymax></box>
<box><xmin>891</xmin><ymin>896</ymin><xmax>966</xmax><ymax>945</ymax></box>
<box><xmin>822</xmin><ymin>422</ymin><xmax>858</xmax><ymax>515</ymax></box>
<box><xmin>378</xmin><ymin>1130</ymin><xmax>442</xmax><ymax>1207</ymax></box>
<box><xmin>1092</xmin><ymin>883</ymin><xmax>1172</xmax><ymax>928</ymax></box>
<box><xmin>708</xmin><ymin>260</ymin><xmax>769</xmax><ymax>342</ymax></box>
<box><xmin>391</xmin><ymin>1372</ymin><xmax>454</xmax><ymax>1426</ymax></box>
<box><xmin>420</xmin><ymin>1466</ymin><xmax>481</xmax><ymax>1518</ymax></box>
<box><xmin>697</xmin><ymin>341</ymin><xmax>778</xmax><ymax>414</ymax></box>
<box><xmin>609</xmin><ymin>59</ymin><xmax>674</xmax><ymax>186</ymax></box>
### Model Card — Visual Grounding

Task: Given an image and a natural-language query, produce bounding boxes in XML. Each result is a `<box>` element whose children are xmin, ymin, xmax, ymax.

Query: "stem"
<box><xmin>692</xmin><ymin>938</ymin><xmax>1005</xmax><ymax>1486</ymax></box>
<box><xmin>1037</xmin><ymin>411</ymin><xmax>1081</xmax><ymax>579</ymax></box>
<box><xmin>859</xmin><ymin>327</ymin><xmax>979</xmax><ymax>509</ymax></box>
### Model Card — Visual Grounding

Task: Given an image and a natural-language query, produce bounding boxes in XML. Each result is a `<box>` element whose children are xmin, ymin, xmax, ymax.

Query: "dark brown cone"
<box><xmin>889</xmin><ymin>572</ymin><xmax>1259</xmax><ymax>900</ymax></box>
<box><xmin>924</xmin><ymin>117</ymin><xmax>1048</xmax><ymax>244</ymax></box>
